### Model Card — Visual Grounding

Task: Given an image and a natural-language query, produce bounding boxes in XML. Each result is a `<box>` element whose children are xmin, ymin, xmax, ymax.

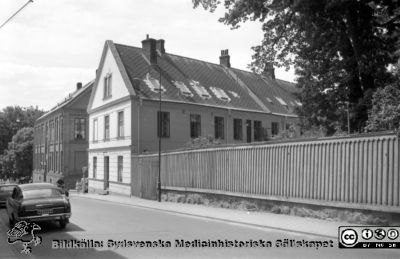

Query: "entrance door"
<box><xmin>104</xmin><ymin>156</ymin><xmax>109</xmax><ymax>190</ymax></box>
<box><xmin>246</xmin><ymin>120</ymin><xmax>252</xmax><ymax>143</ymax></box>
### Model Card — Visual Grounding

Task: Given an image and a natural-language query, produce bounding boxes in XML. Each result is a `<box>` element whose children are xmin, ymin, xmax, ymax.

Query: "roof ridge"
<box><xmin>116</xmin><ymin>43</ymin><xmax>227</xmax><ymax>72</ymax></box>
<box><xmin>114</xmin><ymin>41</ymin><xmax>295</xmax><ymax>85</ymax></box>
<box><xmin>113</xmin><ymin>43</ymin><xmax>142</xmax><ymax>51</ymax></box>
<box><xmin>113</xmin><ymin>40</ymin><xmax>298</xmax><ymax>116</ymax></box>
<box><xmin>275</xmin><ymin>78</ymin><xmax>296</xmax><ymax>85</ymax></box>
<box><xmin>36</xmin><ymin>81</ymin><xmax>94</xmax><ymax>121</ymax></box>
<box><xmin>231</xmin><ymin>67</ymin><xmax>296</xmax><ymax>85</ymax></box>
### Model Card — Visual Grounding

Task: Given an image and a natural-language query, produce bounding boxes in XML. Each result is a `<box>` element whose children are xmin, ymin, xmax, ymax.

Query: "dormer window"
<box><xmin>275</xmin><ymin>96</ymin><xmax>288</xmax><ymax>106</ymax></box>
<box><xmin>295</xmin><ymin>100</ymin><xmax>302</xmax><ymax>106</ymax></box>
<box><xmin>173</xmin><ymin>81</ymin><xmax>193</xmax><ymax>97</ymax></box>
<box><xmin>144</xmin><ymin>73</ymin><xmax>166</xmax><ymax>93</ymax></box>
<box><xmin>190</xmin><ymin>80</ymin><xmax>211</xmax><ymax>99</ymax></box>
<box><xmin>103</xmin><ymin>73</ymin><xmax>112</xmax><ymax>99</ymax></box>
<box><xmin>229</xmin><ymin>91</ymin><xmax>240</xmax><ymax>98</ymax></box>
<box><xmin>210</xmin><ymin>87</ymin><xmax>231</xmax><ymax>102</ymax></box>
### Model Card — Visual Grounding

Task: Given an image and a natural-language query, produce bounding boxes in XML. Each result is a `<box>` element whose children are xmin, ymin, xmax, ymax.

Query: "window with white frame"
<box><xmin>74</xmin><ymin>118</ymin><xmax>86</xmax><ymax>140</ymax></box>
<box><xmin>143</xmin><ymin>73</ymin><xmax>166</xmax><ymax>93</ymax></box>
<box><xmin>104</xmin><ymin>73</ymin><xmax>112</xmax><ymax>99</ymax></box>
<box><xmin>104</xmin><ymin>115</ymin><xmax>110</xmax><ymax>140</ymax></box>
<box><xmin>93</xmin><ymin>119</ymin><xmax>98</xmax><ymax>141</ymax></box>
<box><xmin>117</xmin><ymin>111</ymin><xmax>124</xmax><ymax>138</ymax></box>
<box><xmin>173</xmin><ymin>81</ymin><xmax>193</xmax><ymax>97</ymax></box>
<box><xmin>210</xmin><ymin>87</ymin><xmax>231</xmax><ymax>101</ymax></box>
<box><xmin>189</xmin><ymin>80</ymin><xmax>211</xmax><ymax>99</ymax></box>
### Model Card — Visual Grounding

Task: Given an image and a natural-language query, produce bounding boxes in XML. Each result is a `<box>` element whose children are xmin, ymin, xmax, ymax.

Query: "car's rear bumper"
<box><xmin>18</xmin><ymin>213</ymin><xmax>71</xmax><ymax>222</ymax></box>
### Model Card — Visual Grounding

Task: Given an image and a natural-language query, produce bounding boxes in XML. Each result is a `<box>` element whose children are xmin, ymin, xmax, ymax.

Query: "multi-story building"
<box><xmin>33</xmin><ymin>82</ymin><xmax>93</xmax><ymax>189</ymax></box>
<box><xmin>87</xmin><ymin>36</ymin><xmax>301</xmax><ymax>195</ymax></box>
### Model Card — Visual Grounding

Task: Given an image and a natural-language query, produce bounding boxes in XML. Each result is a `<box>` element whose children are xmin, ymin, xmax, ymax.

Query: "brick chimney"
<box><xmin>156</xmin><ymin>39</ymin><xmax>165</xmax><ymax>55</ymax></box>
<box><xmin>219</xmin><ymin>49</ymin><xmax>230</xmax><ymax>68</ymax></box>
<box><xmin>263</xmin><ymin>62</ymin><xmax>275</xmax><ymax>79</ymax></box>
<box><xmin>76</xmin><ymin>82</ymin><xmax>83</xmax><ymax>90</ymax></box>
<box><xmin>141</xmin><ymin>34</ymin><xmax>157</xmax><ymax>65</ymax></box>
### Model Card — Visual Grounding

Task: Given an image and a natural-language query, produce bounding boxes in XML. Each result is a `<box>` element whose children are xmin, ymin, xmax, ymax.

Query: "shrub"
<box><xmin>185</xmin><ymin>135</ymin><xmax>223</xmax><ymax>149</ymax></box>
<box><xmin>365</xmin><ymin>83</ymin><xmax>400</xmax><ymax>135</ymax></box>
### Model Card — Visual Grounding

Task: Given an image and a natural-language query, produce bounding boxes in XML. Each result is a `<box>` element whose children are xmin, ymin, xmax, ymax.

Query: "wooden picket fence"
<box><xmin>131</xmin><ymin>133</ymin><xmax>399</xmax><ymax>210</ymax></box>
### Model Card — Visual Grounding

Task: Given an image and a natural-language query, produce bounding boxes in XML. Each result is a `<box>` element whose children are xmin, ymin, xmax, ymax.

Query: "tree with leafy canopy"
<box><xmin>0</xmin><ymin>150</ymin><xmax>15</xmax><ymax>179</ymax></box>
<box><xmin>365</xmin><ymin>62</ymin><xmax>400</xmax><ymax>134</ymax></box>
<box><xmin>0</xmin><ymin>127</ymin><xmax>34</xmax><ymax>179</ymax></box>
<box><xmin>193</xmin><ymin>0</ymin><xmax>400</xmax><ymax>135</ymax></box>
<box><xmin>0</xmin><ymin>106</ymin><xmax>44</xmax><ymax>155</ymax></box>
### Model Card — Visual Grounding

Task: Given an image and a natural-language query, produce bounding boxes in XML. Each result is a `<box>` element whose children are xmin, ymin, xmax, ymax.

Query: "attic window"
<box><xmin>210</xmin><ymin>87</ymin><xmax>231</xmax><ymax>102</ymax></box>
<box><xmin>143</xmin><ymin>73</ymin><xmax>166</xmax><ymax>93</ymax></box>
<box><xmin>266</xmin><ymin>97</ymin><xmax>273</xmax><ymax>103</ymax></box>
<box><xmin>229</xmin><ymin>91</ymin><xmax>240</xmax><ymax>98</ymax></box>
<box><xmin>275</xmin><ymin>96</ymin><xmax>288</xmax><ymax>106</ymax></box>
<box><xmin>103</xmin><ymin>73</ymin><xmax>112</xmax><ymax>99</ymax></box>
<box><xmin>173</xmin><ymin>81</ymin><xmax>193</xmax><ymax>97</ymax></box>
<box><xmin>190</xmin><ymin>80</ymin><xmax>211</xmax><ymax>99</ymax></box>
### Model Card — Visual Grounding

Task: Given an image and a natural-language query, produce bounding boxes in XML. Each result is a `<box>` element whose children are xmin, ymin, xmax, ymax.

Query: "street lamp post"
<box><xmin>157</xmin><ymin>67</ymin><xmax>162</xmax><ymax>202</ymax></box>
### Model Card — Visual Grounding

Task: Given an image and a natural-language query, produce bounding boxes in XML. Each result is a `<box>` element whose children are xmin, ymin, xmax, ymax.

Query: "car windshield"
<box><xmin>0</xmin><ymin>186</ymin><xmax>15</xmax><ymax>193</ymax></box>
<box><xmin>23</xmin><ymin>188</ymin><xmax>62</xmax><ymax>199</ymax></box>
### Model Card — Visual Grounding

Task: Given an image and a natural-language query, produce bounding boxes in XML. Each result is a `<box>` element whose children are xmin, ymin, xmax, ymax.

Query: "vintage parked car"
<box><xmin>6</xmin><ymin>183</ymin><xmax>71</xmax><ymax>228</ymax></box>
<box><xmin>0</xmin><ymin>184</ymin><xmax>17</xmax><ymax>207</ymax></box>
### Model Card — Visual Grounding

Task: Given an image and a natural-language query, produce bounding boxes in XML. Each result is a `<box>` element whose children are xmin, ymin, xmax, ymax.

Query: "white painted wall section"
<box><xmin>91</xmin><ymin>48</ymin><xmax>130</xmax><ymax>110</ymax></box>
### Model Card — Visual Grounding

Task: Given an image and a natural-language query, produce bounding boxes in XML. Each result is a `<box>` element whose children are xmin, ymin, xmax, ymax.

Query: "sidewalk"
<box><xmin>71</xmin><ymin>192</ymin><xmax>344</xmax><ymax>239</ymax></box>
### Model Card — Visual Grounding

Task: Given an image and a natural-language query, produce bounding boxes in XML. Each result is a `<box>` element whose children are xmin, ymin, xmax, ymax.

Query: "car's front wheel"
<box><xmin>59</xmin><ymin>220</ymin><xmax>67</xmax><ymax>229</ymax></box>
<box><xmin>8</xmin><ymin>215</ymin><xmax>15</xmax><ymax>227</ymax></box>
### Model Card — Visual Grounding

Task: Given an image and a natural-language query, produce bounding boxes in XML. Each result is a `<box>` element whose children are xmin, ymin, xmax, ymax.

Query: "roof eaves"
<box><xmin>140</xmin><ymin>97</ymin><xmax>298</xmax><ymax>117</ymax></box>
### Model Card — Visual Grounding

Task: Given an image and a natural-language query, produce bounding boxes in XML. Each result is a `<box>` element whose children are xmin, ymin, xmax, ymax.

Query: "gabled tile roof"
<box><xmin>113</xmin><ymin>42</ymin><xmax>299</xmax><ymax>116</ymax></box>
<box><xmin>37</xmin><ymin>81</ymin><xmax>94</xmax><ymax>121</ymax></box>
<box><xmin>231</xmin><ymin>69</ymin><xmax>300</xmax><ymax>115</ymax></box>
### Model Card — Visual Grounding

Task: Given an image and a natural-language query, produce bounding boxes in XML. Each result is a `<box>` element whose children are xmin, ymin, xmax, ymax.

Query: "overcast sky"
<box><xmin>0</xmin><ymin>0</ymin><xmax>295</xmax><ymax>111</ymax></box>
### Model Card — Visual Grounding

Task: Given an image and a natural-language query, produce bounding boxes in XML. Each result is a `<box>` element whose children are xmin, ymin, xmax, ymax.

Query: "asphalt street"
<box><xmin>0</xmin><ymin>196</ymin><xmax>399</xmax><ymax>259</ymax></box>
